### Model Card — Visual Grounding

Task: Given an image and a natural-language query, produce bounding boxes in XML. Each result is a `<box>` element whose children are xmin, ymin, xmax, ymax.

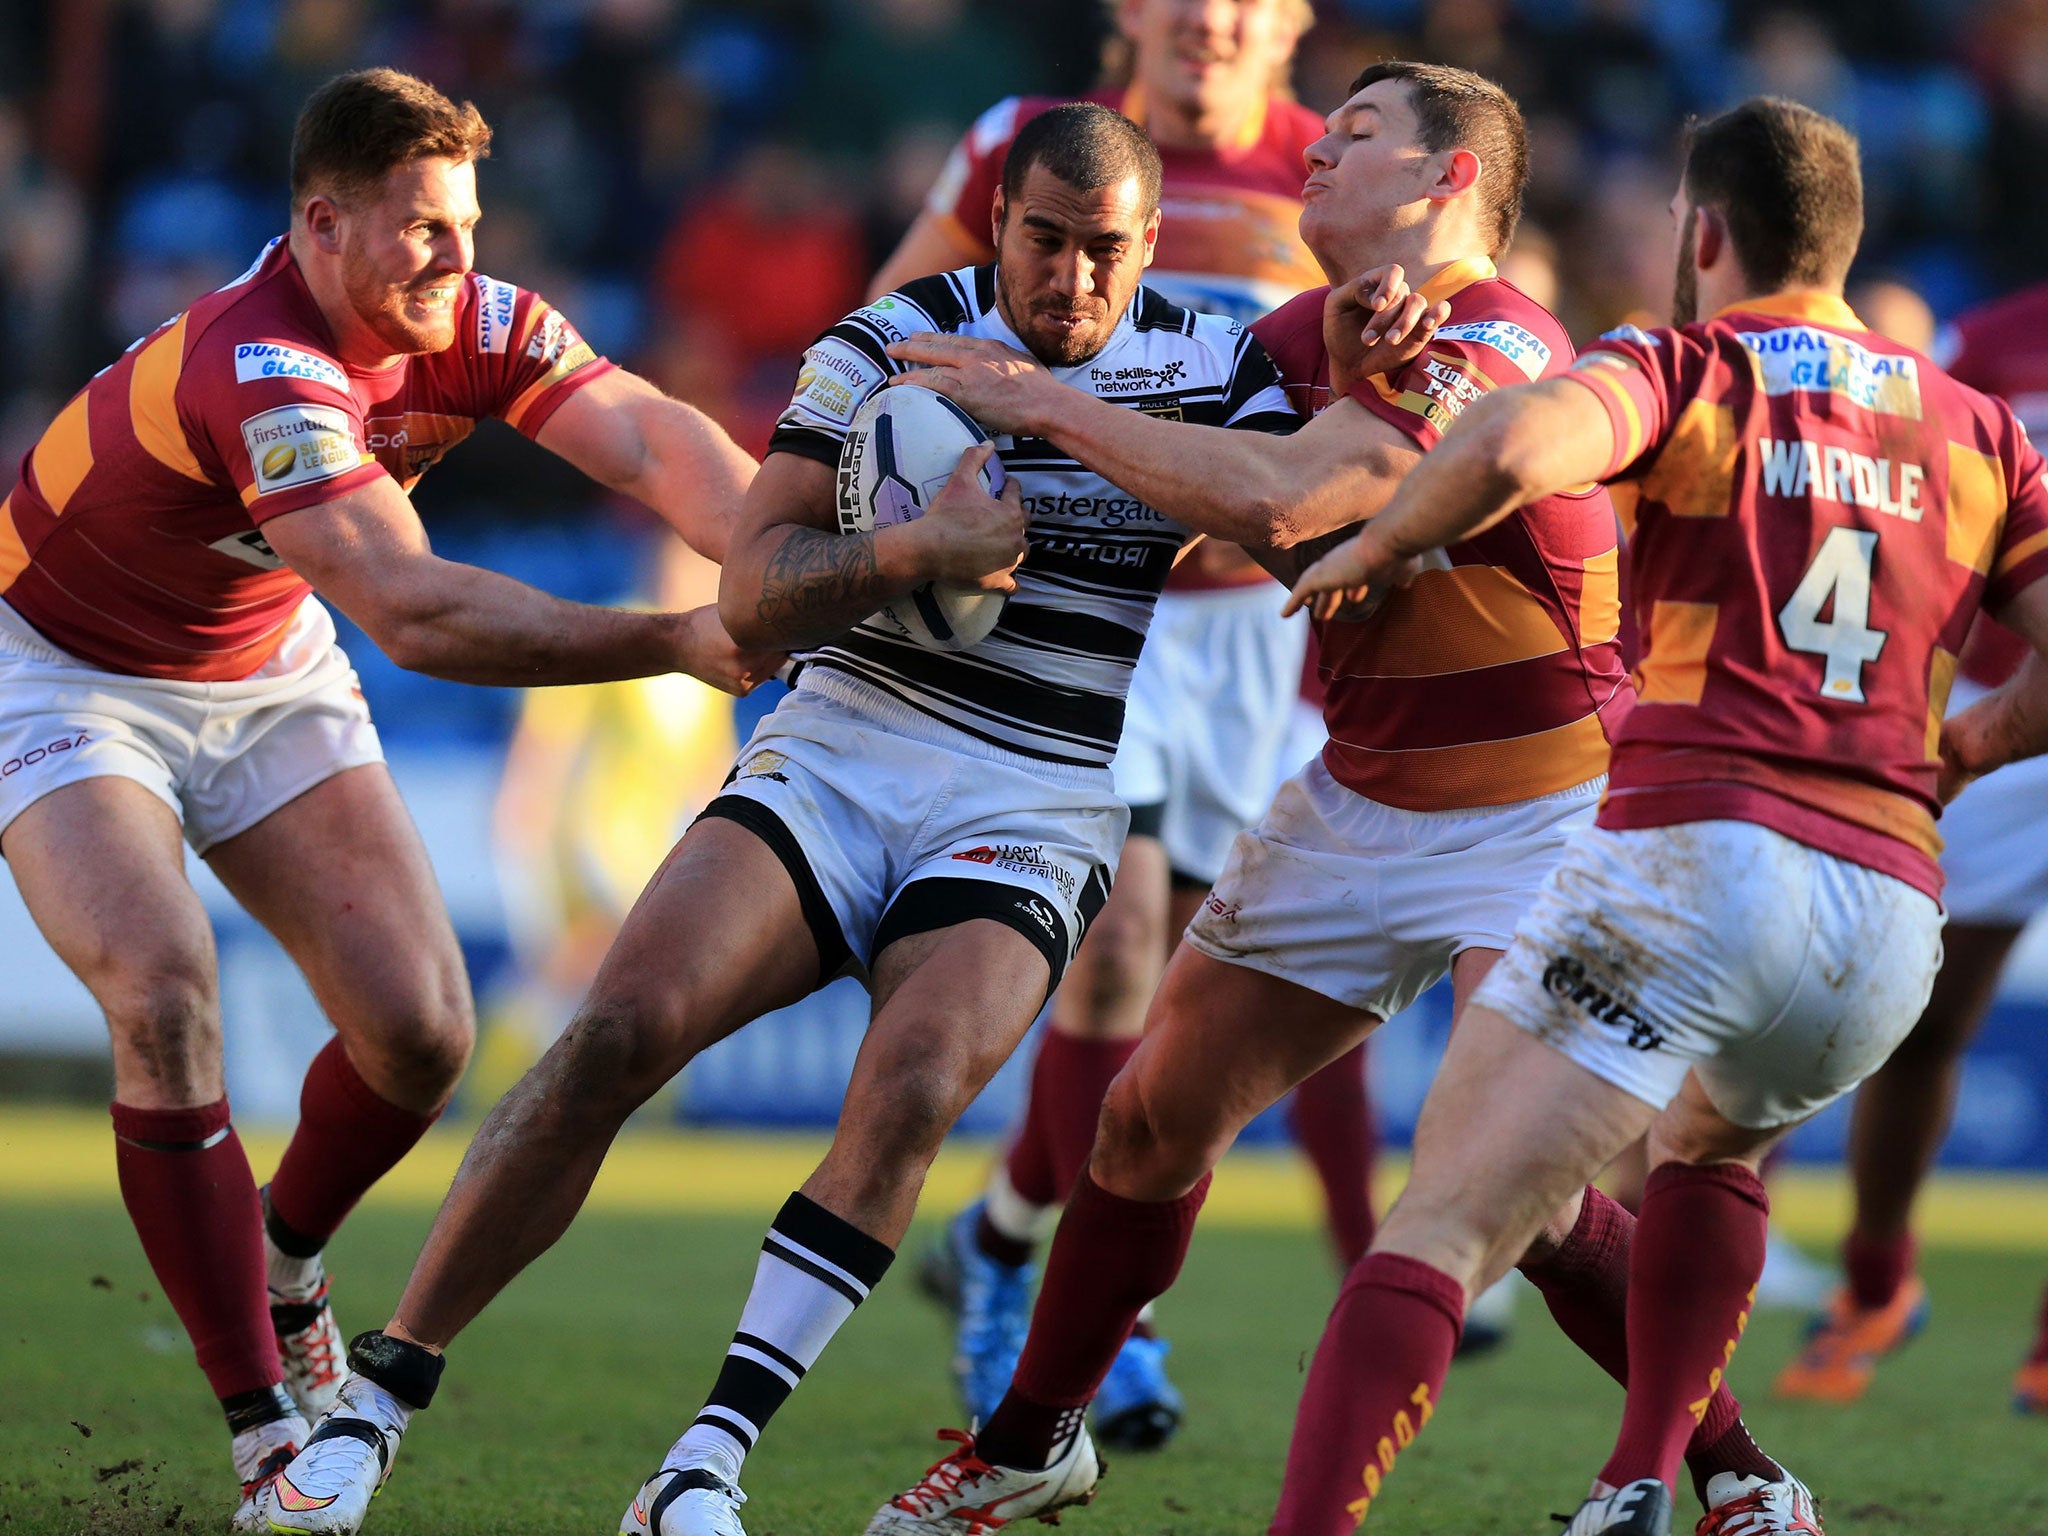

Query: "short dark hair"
<box><xmin>999</xmin><ymin>102</ymin><xmax>1162</xmax><ymax>221</ymax></box>
<box><xmin>1683</xmin><ymin>97</ymin><xmax>1863</xmax><ymax>292</ymax></box>
<box><xmin>1349</xmin><ymin>60</ymin><xmax>1528</xmax><ymax>257</ymax></box>
<box><xmin>291</xmin><ymin>68</ymin><xmax>492</xmax><ymax>211</ymax></box>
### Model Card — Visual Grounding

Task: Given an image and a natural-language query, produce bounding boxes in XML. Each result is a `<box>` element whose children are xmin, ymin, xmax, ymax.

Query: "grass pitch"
<box><xmin>1</xmin><ymin>1123</ymin><xmax>2044</xmax><ymax>1535</ymax></box>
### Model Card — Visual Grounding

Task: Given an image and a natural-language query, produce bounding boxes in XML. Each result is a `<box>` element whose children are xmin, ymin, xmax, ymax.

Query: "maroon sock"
<box><xmin>1599</xmin><ymin>1163</ymin><xmax>1770</xmax><ymax>1493</ymax></box>
<box><xmin>2027</xmin><ymin>1274</ymin><xmax>2048</xmax><ymax>1368</ymax></box>
<box><xmin>1288</xmin><ymin>1044</ymin><xmax>1376</xmax><ymax>1268</ymax></box>
<box><xmin>979</xmin><ymin>1169</ymin><xmax>1209</xmax><ymax>1466</ymax></box>
<box><xmin>1269</xmin><ymin>1252</ymin><xmax>1463</xmax><ymax>1536</ymax></box>
<box><xmin>1002</xmin><ymin>1096</ymin><xmax>1058</xmax><ymax>1211</ymax></box>
<box><xmin>1520</xmin><ymin>1186</ymin><xmax>1774</xmax><ymax>1502</ymax></box>
<box><xmin>1843</xmin><ymin>1228</ymin><xmax>1916</xmax><ymax>1311</ymax></box>
<box><xmin>111</xmin><ymin>1099</ymin><xmax>281</xmax><ymax>1401</ymax></box>
<box><xmin>1038</xmin><ymin>1031</ymin><xmax>1142</xmax><ymax>1196</ymax></box>
<box><xmin>266</xmin><ymin>1039</ymin><xmax>437</xmax><ymax>1252</ymax></box>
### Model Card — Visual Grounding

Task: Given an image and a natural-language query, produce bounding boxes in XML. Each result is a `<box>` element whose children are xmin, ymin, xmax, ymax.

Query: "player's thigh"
<box><xmin>1050</xmin><ymin>831</ymin><xmax>1171</xmax><ymax>1041</ymax></box>
<box><xmin>563</xmin><ymin>813</ymin><xmax>824</xmax><ymax>1090</ymax></box>
<box><xmin>3</xmin><ymin>776</ymin><xmax>223</xmax><ymax>1105</ymax></box>
<box><xmin>850</xmin><ymin>917</ymin><xmax>1057</xmax><ymax>1152</ymax></box>
<box><xmin>1384</xmin><ymin>1004</ymin><xmax>1654</xmax><ymax>1294</ymax></box>
<box><xmin>205</xmin><ymin>764</ymin><xmax>471</xmax><ymax>1092</ymax></box>
<box><xmin>1099</xmin><ymin>943</ymin><xmax>1376</xmax><ymax>1198</ymax></box>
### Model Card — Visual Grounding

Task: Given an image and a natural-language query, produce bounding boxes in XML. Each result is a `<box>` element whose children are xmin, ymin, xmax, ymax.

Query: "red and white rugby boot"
<box><xmin>1694</xmin><ymin>1472</ymin><xmax>1824</xmax><ymax>1535</ymax></box>
<box><xmin>864</xmin><ymin>1426</ymin><xmax>1100</xmax><ymax>1534</ymax></box>
<box><xmin>619</xmin><ymin>1466</ymin><xmax>750</xmax><ymax>1536</ymax></box>
<box><xmin>271</xmin><ymin>1269</ymin><xmax>346</xmax><ymax>1422</ymax></box>
<box><xmin>229</xmin><ymin>1411</ymin><xmax>309</xmax><ymax>1533</ymax></box>
<box><xmin>257</xmin><ymin>1374</ymin><xmax>411</xmax><ymax>1534</ymax></box>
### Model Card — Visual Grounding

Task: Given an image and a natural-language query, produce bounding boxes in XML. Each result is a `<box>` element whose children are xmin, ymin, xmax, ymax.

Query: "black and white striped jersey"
<box><xmin>768</xmin><ymin>264</ymin><xmax>1298</xmax><ymax>768</ymax></box>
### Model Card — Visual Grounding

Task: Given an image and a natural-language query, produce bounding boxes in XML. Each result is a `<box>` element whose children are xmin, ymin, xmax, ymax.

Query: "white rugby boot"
<box><xmin>270</xmin><ymin>1267</ymin><xmax>347</xmax><ymax>1422</ymax></box>
<box><xmin>257</xmin><ymin>1374</ymin><xmax>411</xmax><ymax>1534</ymax></box>
<box><xmin>228</xmin><ymin>1412</ymin><xmax>309</xmax><ymax>1533</ymax></box>
<box><xmin>1559</xmin><ymin>1477</ymin><xmax>1675</xmax><ymax>1536</ymax></box>
<box><xmin>619</xmin><ymin>1466</ymin><xmax>750</xmax><ymax>1536</ymax></box>
<box><xmin>1693</xmin><ymin>1472</ymin><xmax>1825</xmax><ymax>1535</ymax></box>
<box><xmin>865</xmin><ymin>1426</ymin><xmax>1100</xmax><ymax>1534</ymax></box>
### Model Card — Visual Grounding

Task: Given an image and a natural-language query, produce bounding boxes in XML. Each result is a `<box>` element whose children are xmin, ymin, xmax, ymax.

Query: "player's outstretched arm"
<box><xmin>263</xmin><ymin>477</ymin><xmax>780</xmax><ymax>692</ymax></box>
<box><xmin>1940</xmin><ymin>578</ymin><xmax>2048</xmax><ymax>801</ymax></box>
<box><xmin>534</xmin><ymin>367</ymin><xmax>756</xmax><ymax>563</ymax></box>
<box><xmin>886</xmin><ymin>334</ymin><xmax>1420</xmax><ymax>550</ymax></box>
<box><xmin>1284</xmin><ymin>375</ymin><xmax>1620</xmax><ymax>620</ymax></box>
<box><xmin>719</xmin><ymin>447</ymin><xmax>1026</xmax><ymax>651</ymax></box>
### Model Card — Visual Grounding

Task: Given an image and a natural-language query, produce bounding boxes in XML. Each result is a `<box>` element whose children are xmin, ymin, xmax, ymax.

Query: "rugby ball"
<box><xmin>835</xmin><ymin>384</ymin><xmax>1009</xmax><ymax>651</ymax></box>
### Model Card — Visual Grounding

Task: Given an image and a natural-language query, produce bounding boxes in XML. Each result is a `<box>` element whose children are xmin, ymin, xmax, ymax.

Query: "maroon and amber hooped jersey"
<box><xmin>0</xmin><ymin>238</ymin><xmax>612</xmax><ymax>681</ymax></box>
<box><xmin>1569</xmin><ymin>292</ymin><xmax>2048</xmax><ymax>900</ymax></box>
<box><xmin>1938</xmin><ymin>282</ymin><xmax>2048</xmax><ymax>686</ymax></box>
<box><xmin>1253</xmin><ymin>258</ymin><xmax>1634</xmax><ymax>812</ymax></box>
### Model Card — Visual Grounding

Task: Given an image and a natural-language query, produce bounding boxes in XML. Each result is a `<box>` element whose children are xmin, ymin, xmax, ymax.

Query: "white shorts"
<box><xmin>703</xmin><ymin>670</ymin><xmax>1123</xmax><ymax>992</ymax></box>
<box><xmin>1939</xmin><ymin>679</ymin><xmax>2048</xmax><ymax>926</ymax></box>
<box><xmin>1477</xmin><ymin>820</ymin><xmax>1945</xmax><ymax>1129</ymax></box>
<box><xmin>1184</xmin><ymin>754</ymin><xmax>1603</xmax><ymax>1020</ymax></box>
<box><xmin>1113</xmin><ymin>584</ymin><xmax>1310</xmax><ymax>885</ymax></box>
<box><xmin>0</xmin><ymin>597</ymin><xmax>382</xmax><ymax>855</ymax></box>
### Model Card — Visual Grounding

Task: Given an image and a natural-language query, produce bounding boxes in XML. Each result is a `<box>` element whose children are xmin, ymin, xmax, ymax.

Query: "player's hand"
<box><xmin>676</xmin><ymin>605</ymin><xmax>787</xmax><ymax>695</ymax></box>
<box><xmin>885</xmin><ymin>334</ymin><xmax>1060</xmax><ymax>436</ymax></box>
<box><xmin>908</xmin><ymin>443</ymin><xmax>1029</xmax><ymax>592</ymax></box>
<box><xmin>1325</xmin><ymin>265</ymin><xmax>1449</xmax><ymax>400</ymax></box>
<box><xmin>1281</xmin><ymin>526</ymin><xmax>1423</xmax><ymax>622</ymax></box>
<box><xmin>1936</xmin><ymin>713</ymin><xmax>1992</xmax><ymax>805</ymax></box>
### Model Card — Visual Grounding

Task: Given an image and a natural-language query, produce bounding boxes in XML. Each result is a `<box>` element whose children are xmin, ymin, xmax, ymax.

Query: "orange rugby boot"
<box><xmin>1773</xmin><ymin>1277</ymin><xmax>1928</xmax><ymax>1404</ymax></box>
<box><xmin>2012</xmin><ymin>1358</ymin><xmax>2048</xmax><ymax>1416</ymax></box>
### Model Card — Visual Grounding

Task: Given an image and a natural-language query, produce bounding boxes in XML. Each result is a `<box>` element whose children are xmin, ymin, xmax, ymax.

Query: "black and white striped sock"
<box><xmin>667</xmin><ymin>1193</ymin><xmax>894</xmax><ymax>1481</ymax></box>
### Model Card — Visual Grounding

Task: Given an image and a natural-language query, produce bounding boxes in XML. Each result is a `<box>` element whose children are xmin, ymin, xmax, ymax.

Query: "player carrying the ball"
<box><xmin>257</xmin><ymin>102</ymin><xmax>1389</xmax><ymax>1536</ymax></box>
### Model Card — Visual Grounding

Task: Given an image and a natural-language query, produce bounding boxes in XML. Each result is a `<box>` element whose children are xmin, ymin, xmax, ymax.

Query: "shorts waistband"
<box><xmin>795</xmin><ymin>667</ymin><xmax>1115</xmax><ymax>790</ymax></box>
<box><xmin>0</xmin><ymin>599</ymin><xmax>76</xmax><ymax>666</ymax></box>
<box><xmin>1330</xmin><ymin>762</ymin><xmax>1608</xmax><ymax>820</ymax></box>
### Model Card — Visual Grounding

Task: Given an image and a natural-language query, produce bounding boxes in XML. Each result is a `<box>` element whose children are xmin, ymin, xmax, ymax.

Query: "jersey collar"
<box><xmin>1713</xmin><ymin>290</ymin><xmax>1865</xmax><ymax>331</ymax></box>
<box><xmin>1119</xmin><ymin>83</ymin><xmax>1269</xmax><ymax>154</ymax></box>
<box><xmin>1417</xmin><ymin>255</ymin><xmax>1496</xmax><ymax>306</ymax></box>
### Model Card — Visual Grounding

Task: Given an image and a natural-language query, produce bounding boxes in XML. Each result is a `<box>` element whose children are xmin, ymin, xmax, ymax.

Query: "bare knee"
<box><xmin>1089</xmin><ymin>1071</ymin><xmax>1215</xmax><ymax>1200</ymax></box>
<box><xmin>343</xmin><ymin>966</ymin><xmax>477</xmax><ymax>1113</ymax></box>
<box><xmin>104</xmin><ymin>960</ymin><xmax>223</xmax><ymax>1105</ymax></box>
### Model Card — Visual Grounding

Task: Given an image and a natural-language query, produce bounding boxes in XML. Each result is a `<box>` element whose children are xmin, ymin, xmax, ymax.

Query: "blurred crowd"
<box><xmin>1</xmin><ymin>0</ymin><xmax>2042</xmax><ymax>572</ymax></box>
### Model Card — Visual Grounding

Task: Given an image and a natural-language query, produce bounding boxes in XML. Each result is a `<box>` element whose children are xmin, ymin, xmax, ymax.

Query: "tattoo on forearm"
<box><xmin>754</xmin><ymin>527</ymin><xmax>887</xmax><ymax>638</ymax></box>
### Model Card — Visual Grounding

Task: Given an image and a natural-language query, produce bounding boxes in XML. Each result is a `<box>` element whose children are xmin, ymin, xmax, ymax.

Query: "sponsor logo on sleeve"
<box><xmin>1404</xmin><ymin>353</ymin><xmax>1488</xmax><ymax>432</ymax></box>
<box><xmin>239</xmin><ymin>403</ymin><xmax>360</xmax><ymax>495</ymax></box>
<box><xmin>233</xmin><ymin>342</ymin><xmax>350</xmax><ymax>393</ymax></box>
<box><xmin>474</xmin><ymin>274</ymin><xmax>519</xmax><ymax>353</ymax></box>
<box><xmin>733</xmin><ymin>749</ymin><xmax>790</xmax><ymax>784</ymax></box>
<box><xmin>786</xmin><ymin>342</ymin><xmax>883</xmax><ymax>430</ymax></box>
<box><xmin>1433</xmin><ymin>319</ymin><xmax>1553</xmax><ymax>380</ymax></box>
<box><xmin>524</xmin><ymin>307</ymin><xmax>597</xmax><ymax>379</ymax></box>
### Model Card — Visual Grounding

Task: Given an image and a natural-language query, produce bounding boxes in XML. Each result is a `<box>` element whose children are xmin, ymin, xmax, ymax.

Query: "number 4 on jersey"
<box><xmin>1778</xmin><ymin>526</ymin><xmax>1887</xmax><ymax>702</ymax></box>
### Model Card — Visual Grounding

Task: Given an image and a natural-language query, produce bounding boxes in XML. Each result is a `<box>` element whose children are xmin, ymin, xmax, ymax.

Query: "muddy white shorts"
<box><xmin>1476</xmin><ymin>819</ymin><xmax>1945</xmax><ymax>1129</ymax></box>
<box><xmin>701</xmin><ymin>670</ymin><xmax>1122</xmax><ymax>992</ymax></box>
<box><xmin>1938</xmin><ymin>679</ymin><xmax>2048</xmax><ymax>926</ymax></box>
<box><xmin>0</xmin><ymin>597</ymin><xmax>382</xmax><ymax>855</ymax></box>
<box><xmin>1183</xmin><ymin>753</ymin><xmax>1603</xmax><ymax>1020</ymax></box>
<box><xmin>1113</xmin><ymin>585</ymin><xmax>1309</xmax><ymax>885</ymax></box>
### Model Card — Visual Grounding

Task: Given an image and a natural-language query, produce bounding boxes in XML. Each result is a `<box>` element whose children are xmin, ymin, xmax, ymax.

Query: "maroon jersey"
<box><xmin>1570</xmin><ymin>291</ymin><xmax>2048</xmax><ymax>899</ymax></box>
<box><xmin>1938</xmin><ymin>282</ymin><xmax>2048</xmax><ymax>685</ymax></box>
<box><xmin>0</xmin><ymin>238</ymin><xmax>612</xmax><ymax>680</ymax></box>
<box><xmin>1253</xmin><ymin>259</ymin><xmax>1633</xmax><ymax>811</ymax></box>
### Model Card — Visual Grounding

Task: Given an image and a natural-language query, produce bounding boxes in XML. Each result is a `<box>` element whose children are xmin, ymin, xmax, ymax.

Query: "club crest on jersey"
<box><xmin>233</xmin><ymin>343</ymin><xmax>349</xmax><ymax>393</ymax></box>
<box><xmin>240</xmin><ymin>403</ymin><xmax>359</xmax><ymax>494</ymax></box>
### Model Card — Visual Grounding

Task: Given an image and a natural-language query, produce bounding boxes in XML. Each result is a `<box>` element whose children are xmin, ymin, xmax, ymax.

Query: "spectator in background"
<box><xmin>1848</xmin><ymin>274</ymin><xmax>1937</xmax><ymax>355</ymax></box>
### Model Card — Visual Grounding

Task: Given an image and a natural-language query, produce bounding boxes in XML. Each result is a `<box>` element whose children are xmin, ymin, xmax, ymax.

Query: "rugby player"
<box><xmin>0</xmin><ymin>68</ymin><xmax>771</xmax><ymax>1529</ymax></box>
<box><xmin>1777</xmin><ymin>277</ymin><xmax>2048</xmax><ymax>1411</ymax></box>
<box><xmin>865</xmin><ymin>62</ymin><xmax>1807</xmax><ymax>1536</ymax></box>
<box><xmin>1273</xmin><ymin>97</ymin><xmax>2048</xmax><ymax>1535</ymax></box>
<box><xmin>259</xmin><ymin>104</ymin><xmax>1341</xmax><ymax>1536</ymax></box>
<box><xmin>875</xmin><ymin>0</ymin><xmax>1381</xmax><ymax>1440</ymax></box>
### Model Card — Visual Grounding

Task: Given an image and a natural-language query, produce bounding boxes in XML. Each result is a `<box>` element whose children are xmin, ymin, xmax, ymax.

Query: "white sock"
<box><xmin>984</xmin><ymin>1162</ymin><xmax>1059</xmax><ymax>1245</ymax></box>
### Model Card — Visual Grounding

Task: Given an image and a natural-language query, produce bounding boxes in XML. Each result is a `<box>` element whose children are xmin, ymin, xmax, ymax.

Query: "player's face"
<box><xmin>993</xmin><ymin>165</ymin><xmax>1160</xmax><ymax>367</ymax></box>
<box><xmin>336</xmin><ymin>156</ymin><xmax>480</xmax><ymax>356</ymax></box>
<box><xmin>1299</xmin><ymin>82</ymin><xmax>1439</xmax><ymax>268</ymax></box>
<box><xmin>1122</xmin><ymin>0</ymin><xmax>1300</xmax><ymax>126</ymax></box>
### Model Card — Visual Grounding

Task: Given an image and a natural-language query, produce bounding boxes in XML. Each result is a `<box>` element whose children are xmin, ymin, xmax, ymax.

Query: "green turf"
<box><xmin>2</xmin><ymin>1201</ymin><xmax>2043</xmax><ymax>1535</ymax></box>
